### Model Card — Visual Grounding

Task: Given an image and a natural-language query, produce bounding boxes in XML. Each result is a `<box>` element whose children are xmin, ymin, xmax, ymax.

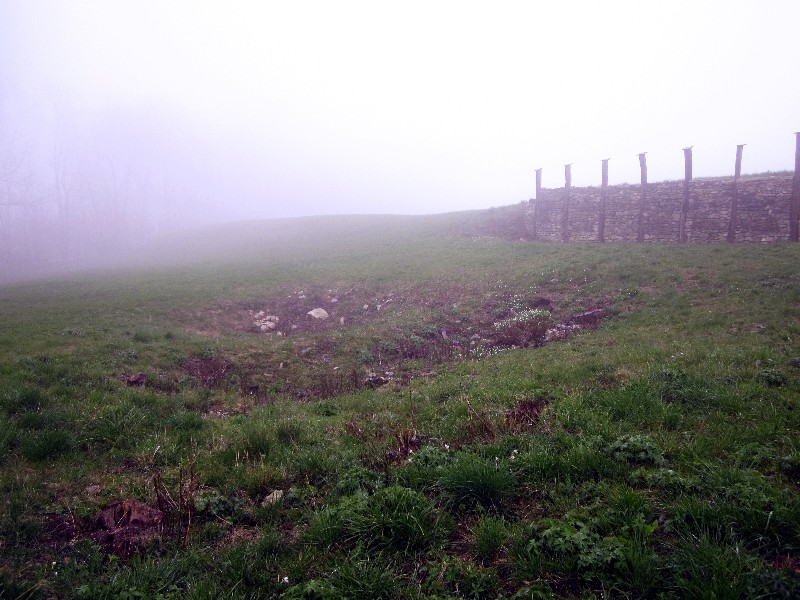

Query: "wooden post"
<box><xmin>791</xmin><ymin>133</ymin><xmax>800</xmax><ymax>242</ymax></box>
<box><xmin>530</xmin><ymin>167</ymin><xmax>542</xmax><ymax>240</ymax></box>
<box><xmin>562</xmin><ymin>164</ymin><xmax>571</xmax><ymax>243</ymax></box>
<box><xmin>728</xmin><ymin>144</ymin><xmax>744</xmax><ymax>242</ymax></box>
<box><xmin>680</xmin><ymin>147</ymin><xmax>692</xmax><ymax>242</ymax></box>
<box><xmin>637</xmin><ymin>153</ymin><xmax>647</xmax><ymax>242</ymax></box>
<box><xmin>599</xmin><ymin>159</ymin><xmax>609</xmax><ymax>242</ymax></box>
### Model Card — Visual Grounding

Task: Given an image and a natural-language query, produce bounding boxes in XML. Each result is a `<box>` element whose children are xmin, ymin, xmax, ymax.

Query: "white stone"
<box><xmin>262</xmin><ymin>489</ymin><xmax>284</xmax><ymax>506</ymax></box>
<box><xmin>307</xmin><ymin>308</ymin><xmax>329</xmax><ymax>320</ymax></box>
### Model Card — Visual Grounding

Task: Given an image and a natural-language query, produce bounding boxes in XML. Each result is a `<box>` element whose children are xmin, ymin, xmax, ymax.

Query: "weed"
<box><xmin>306</xmin><ymin>485</ymin><xmax>446</xmax><ymax>552</ymax></box>
<box><xmin>335</xmin><ymin>465</ymin><xmax>384</xmax><ymax>498</ymax></box>
<box><xmin>666</xmin><ymin>531</ymin><xmax>753</xmax><ymax>599</ymax></box>
<box><xmin>322</xmin><ymin>552</ymin><xmax>401</xmax><ymax>599</ymax></box>
<box><xmin>607</xmin><ymin>434</ymin><xmax>667</xmax><ymax>466</ymax></box>
<box><xmin>20</xmin><ymin>428</ymin><xmax>73</xmax><ymax>461</ymax></box>
<box><xmin>394</xmin><ymin>444</ymin><xmax>452</xmax><ymax>491</ymax></box>
<box><xmin>276</xmin><ymin>418</ymin><xmax>305</xmax><ymax>446</ymax></box>
<box><xmin>439</xmin><ymin>452</ymin><xmax>517</xmax><ymax>512</ymax></box>
<box><xmin>427</xmin><ymin>557</ymin><xmax>500</xmax><ymax>599</ymax></box>
<box><xmin>473</xmin><ymin>515</ymin><xmax>507</xmax><ymax>563</ymax></box>
<box><xmin>759</xmin><ymin>368</ymin><xmax>788</xmax><ymax>387</ymax></box>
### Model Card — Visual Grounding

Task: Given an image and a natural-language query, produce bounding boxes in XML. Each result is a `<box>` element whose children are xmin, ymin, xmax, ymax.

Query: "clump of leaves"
<box><xmin>512</xmin><ymin>510</ymin><xmax>661</xmax><ymax>589</ymax></box>
<box><xmin>607</xmin><ymin>434</ymin><xmax>666</xmax><ymax>466</ymax></box>
<box><xmin>193</xmin><ymin>491</ymin><xmax>241</xmax><ymax>520</ymax></box>
<box><xmin>335</xmin><ymin>465</ymin><xmax>384</xmax><ymax>498</ymax></box>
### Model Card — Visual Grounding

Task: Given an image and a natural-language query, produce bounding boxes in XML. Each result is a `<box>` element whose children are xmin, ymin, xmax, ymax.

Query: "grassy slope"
<box><xmin>1</xmin><ymin>210</ymin><xmax>799</xmax><ymax>599</ymax></box>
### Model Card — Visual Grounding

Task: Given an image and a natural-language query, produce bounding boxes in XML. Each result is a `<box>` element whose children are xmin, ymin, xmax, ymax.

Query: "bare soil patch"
<box><xmin>168</xmin><ymin>284</ymin><xmax>612</xmax><ymax>401</ymax></box>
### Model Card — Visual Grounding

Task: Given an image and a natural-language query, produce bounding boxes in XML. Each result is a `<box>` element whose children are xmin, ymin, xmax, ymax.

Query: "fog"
<box><xmin>1</xmin><ymin>1</ymin><xmax>798</xmax><ymax>281</ymax></box>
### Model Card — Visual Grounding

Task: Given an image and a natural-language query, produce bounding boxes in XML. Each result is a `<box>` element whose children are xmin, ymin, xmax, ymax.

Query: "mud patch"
<box><xmin>175</xmin><ymin>284</ymin><xmax>613</xmax><ymax>401</ymax></box>
<box><xmin>182</xmin><ymin>356</ymin><xmax>231</xmax><ymax>388</ymax></box>
<box><xmin>91</xmin><ymin>499</ymin><xmax>165</xmax><ymax>559</ymax></box>
<box><xmin>504</xmin><ymin>395</ymin><xmax>552</xmax><ymax>433</ymax></box>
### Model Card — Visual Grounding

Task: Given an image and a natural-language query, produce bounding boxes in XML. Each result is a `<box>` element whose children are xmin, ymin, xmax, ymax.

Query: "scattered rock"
<box><xmin>570</xmin><ymin>308</ymin><xmax>604</xmax><ymax>326</ymax></box>
<box><xmin>84</xmin><ymin>484</ymin><xmax>102</xmax><ymax>497</ymax></box>
<box><xmin>254</xmin><ymin>314</ymin><xmax>280</xmax><ymax>332</ymax></box>
<box><xmin>545</xmin><ymin>324</ymin><xmax>580</xmax><ymax>341</ymax></box>
<box><xmin>339</xmin><ymin>317</ymin><xmax>345</xmax><ymax>325</ymax></box>
<box><xmin>366</xmin><ymin>370</ymin><xmax>394</xmax><ymax>388</ymax></box>
<box><xmin>262</xmin><ymin>490</ymin><xmax>284</xmax><ymax>506</ymax></box>
<box><xmin>307</xmin><ymin>308</ymin><xmax>329</xmax><ymax>320</ymax></box>
<box><xmin>363</xmin><ymin>304</ymin><xmax>369</xmax><ymax>310</ymax></box>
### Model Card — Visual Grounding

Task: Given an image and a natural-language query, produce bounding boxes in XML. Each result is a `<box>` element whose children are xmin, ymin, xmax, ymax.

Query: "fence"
<box><xmin>527</xmin><ymin>133</ymin><xmax>800</xmax><ymax>243</ymax></box>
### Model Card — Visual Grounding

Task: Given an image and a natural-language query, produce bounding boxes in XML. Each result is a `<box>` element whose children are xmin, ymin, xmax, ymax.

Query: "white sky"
<box><xmin>1</xmin><ymin>0</ymin><xmax>799</xmax><ymax>220</ymax></box>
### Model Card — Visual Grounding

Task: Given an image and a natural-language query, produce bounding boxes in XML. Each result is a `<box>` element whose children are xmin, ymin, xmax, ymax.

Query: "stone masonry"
<box><xmin>526</xmin><ymin>174</ymin><xmax>795</xmax><ymax>243</ymax></box>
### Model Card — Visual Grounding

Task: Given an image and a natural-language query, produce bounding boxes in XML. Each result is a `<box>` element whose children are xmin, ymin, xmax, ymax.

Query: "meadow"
<box><xmin>1</xmin><ymin>207</ymin><xmax>799</xmax><ymax>599</ymax></box>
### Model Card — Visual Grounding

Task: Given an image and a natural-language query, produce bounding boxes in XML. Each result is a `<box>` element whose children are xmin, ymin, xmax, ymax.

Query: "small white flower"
<box><xmin>282</xmin><ymin>576</ymin><xmax>289</xmax><ymax>585</ymax></box>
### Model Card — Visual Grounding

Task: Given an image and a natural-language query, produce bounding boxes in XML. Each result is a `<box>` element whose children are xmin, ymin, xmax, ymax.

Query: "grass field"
<box><xmin>1</xmin><ymin>208</ymin><xmax>799</xmax><ymax>599</ymax></box>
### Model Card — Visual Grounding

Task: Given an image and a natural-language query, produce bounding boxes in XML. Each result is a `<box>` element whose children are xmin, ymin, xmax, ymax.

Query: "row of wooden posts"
<box><xmin>531</xmin><ymin>132</ymin><xmax>800</xmax><ymax>243</ymax></box>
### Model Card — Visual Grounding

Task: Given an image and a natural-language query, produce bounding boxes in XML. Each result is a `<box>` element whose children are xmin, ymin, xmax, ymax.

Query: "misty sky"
<box><xmin>1</xmin><ymin>0</ymin><xmax>799</xmax><ymax>223</ymax></box>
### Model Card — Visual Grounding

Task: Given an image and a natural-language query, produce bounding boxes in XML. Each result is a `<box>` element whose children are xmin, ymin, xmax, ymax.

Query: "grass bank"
<box><xmin>1</xmin><ymin>212</ymin><xmax>799</xmax><ymax>598</ymax></box>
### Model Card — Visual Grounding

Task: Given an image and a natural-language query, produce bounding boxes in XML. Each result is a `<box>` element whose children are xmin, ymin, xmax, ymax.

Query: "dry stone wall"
<box><xmin>528</xmin><ymin>174</ymin><xmax>795</xmax><ymax>243</ymax></box>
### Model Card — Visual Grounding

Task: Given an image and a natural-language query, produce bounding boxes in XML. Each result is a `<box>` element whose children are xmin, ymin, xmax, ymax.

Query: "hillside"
<box><xmin>1</xmin><ymin>214</ymin><xmax>799</xmax><ymax>598</ymax></box>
